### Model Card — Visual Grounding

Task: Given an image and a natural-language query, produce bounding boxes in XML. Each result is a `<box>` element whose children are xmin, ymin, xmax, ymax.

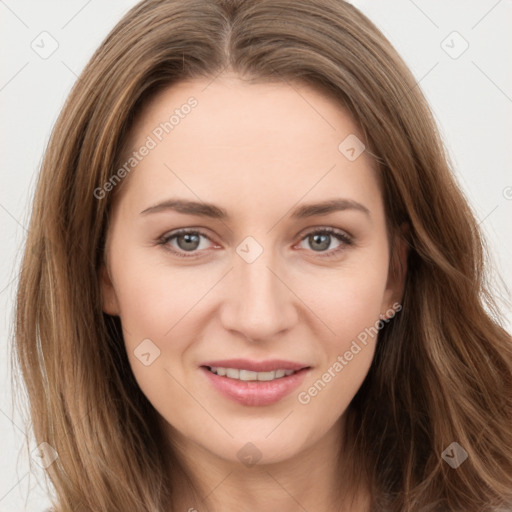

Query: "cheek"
<box><xmin>111</xmin><ymin>249</ymin><xmax>208</xmax><ymax>341</ymax></box>
<box><xmin>293</xmin><ymin>248</ymin><xmax>389</xmax><ymax>398</ymax></box>
<box><xmin>299</xmin><ymin>253</ymin><xmax>390</xmax><ymax>340</ymax></box>
<box><xmin>109</xmin><ymin>247</ymin><xmax>231</xmax><ymax>402</ymax></box>
<box><xmin>109</xmin><ymin>253</ymin><xmax>205</xmax><ymax>412</ymax></box>
<box><xmin>332</xmin><ymin>270</ymin><xmax>387</xmax><ymax>335</ymax></box>
<box><xmin>295</xmin><ymin>270</ymin><xmax>386</xmax><ymax>422</ymax></box>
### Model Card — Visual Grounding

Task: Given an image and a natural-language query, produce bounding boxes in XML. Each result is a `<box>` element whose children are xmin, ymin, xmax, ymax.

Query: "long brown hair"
<box><xmin>13</xmin><ymin>0</ymin><xmax>512</xmax><ymax>510</ymax></box>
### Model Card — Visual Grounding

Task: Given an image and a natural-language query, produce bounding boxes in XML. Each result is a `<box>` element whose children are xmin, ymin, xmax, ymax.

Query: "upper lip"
<box><xmin>200</xmin><ymin>359</ymin><xmax>310</xmax><ymax>372</ymax></box>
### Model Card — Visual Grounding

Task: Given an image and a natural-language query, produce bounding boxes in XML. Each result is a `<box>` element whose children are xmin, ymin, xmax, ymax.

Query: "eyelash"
<box><xmin>157</xmin><ymin>227</ymin><xmax>353</xmax><ymax>259</ymax></box>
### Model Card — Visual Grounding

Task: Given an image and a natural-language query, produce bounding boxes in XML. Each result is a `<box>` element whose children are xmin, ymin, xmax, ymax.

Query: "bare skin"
<box><xmin>100</xmin><ymin>73</ymin><xmax>407</xmax><ymax>511</ymax></box>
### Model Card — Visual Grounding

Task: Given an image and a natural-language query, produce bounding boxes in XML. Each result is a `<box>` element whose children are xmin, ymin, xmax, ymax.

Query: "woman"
<box><xmin>13</xmin><ymin>0</ymin><xmax>512</xmax><ymax>510</ymax></box>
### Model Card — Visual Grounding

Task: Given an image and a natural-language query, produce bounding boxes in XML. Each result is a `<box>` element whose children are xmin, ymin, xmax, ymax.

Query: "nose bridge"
<box><xmin>221</xmin><ymin>236</ymin><xmax>296</xmax><ymax>340</ymax></box>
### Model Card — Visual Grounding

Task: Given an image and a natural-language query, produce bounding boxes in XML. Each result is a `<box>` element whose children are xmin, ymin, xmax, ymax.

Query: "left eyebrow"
<box><xmin>139</xmin><ymin>197</ymin><xmax>370</xmax><ymax>219</ymax></box>
<box><xmin>291</xmin><ymin>198</ymin><xmax>370</xmax><ymax>218</ymax></box>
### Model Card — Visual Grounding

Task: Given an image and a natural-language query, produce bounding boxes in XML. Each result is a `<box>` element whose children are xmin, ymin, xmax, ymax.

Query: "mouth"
<box><xmin>199</xmin><ymin>359</ymin><xmax>311</xmax><ymax>406</ymax></box>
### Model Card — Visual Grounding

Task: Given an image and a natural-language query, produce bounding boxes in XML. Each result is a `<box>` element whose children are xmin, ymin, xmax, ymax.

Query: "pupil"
<box><xmin>178</xmin><ymin>233</ymin><xmax>200</xmax><ymax>251</ymax></box>
<box><xmin>310</xmin><ymin>233</ymin><xmax>330</xmax><ymax>251</ymax></box>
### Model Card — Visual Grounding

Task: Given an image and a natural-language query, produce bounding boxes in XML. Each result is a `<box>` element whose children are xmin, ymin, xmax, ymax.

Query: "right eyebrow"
<box><xmin>140</xmin><ymin>199</ymin><xmax>227</xmax><ymax>218</ymax></box>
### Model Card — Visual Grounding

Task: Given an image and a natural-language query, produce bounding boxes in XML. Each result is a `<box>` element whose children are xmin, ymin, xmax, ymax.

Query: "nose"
<box><xmin>219</xmin><ymin>246</ymin><xmax>298</xmax><ymax>342</ymax></box>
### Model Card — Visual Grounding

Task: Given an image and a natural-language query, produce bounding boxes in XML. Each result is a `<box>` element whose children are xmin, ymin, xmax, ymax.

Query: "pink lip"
<box><xmin>200</xmin><ymin>358</ymin><xmax>308</xmax><ymax>372</ymax></box>
<box><xmin>200</xmin><ymin>362</ymin><xmax>311</xmax><ymax>407</ymax></box>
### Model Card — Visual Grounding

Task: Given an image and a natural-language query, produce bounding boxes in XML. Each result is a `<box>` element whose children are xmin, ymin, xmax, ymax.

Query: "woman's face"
<box><xmin>100</xmin><ymin>75</ymin><xmax>405</xmax><ymax>467</ymax></box>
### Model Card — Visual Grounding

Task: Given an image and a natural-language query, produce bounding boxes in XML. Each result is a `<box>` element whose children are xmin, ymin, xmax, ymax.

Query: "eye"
<box><xmin>158</xmin><ymin>229</ymin><xmax>216</xmax><ymax>258</ymax></box>
<box><xmin>296</xmin><ymin>227</ymin><xmax>352</xmax><ymax>257</ymax></box>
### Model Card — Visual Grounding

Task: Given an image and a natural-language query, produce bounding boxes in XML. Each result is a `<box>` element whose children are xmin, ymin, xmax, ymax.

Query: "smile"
<box><xmin>200</xmin><ymin>364</ymin><xmax>311</xmax><ymax>407</ymax></box>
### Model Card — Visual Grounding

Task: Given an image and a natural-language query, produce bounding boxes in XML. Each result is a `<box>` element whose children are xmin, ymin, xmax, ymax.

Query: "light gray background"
<box><xmin>1</xmin><ymin>1</ymin><xmax>511</xmax><ymax>509</ymax></box>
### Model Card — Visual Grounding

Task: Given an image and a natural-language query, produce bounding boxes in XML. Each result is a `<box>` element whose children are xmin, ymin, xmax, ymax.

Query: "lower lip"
<box><xmin>200</xmin><ymin>367</ymin><xmax>310</xmax><ymax>406</ymax></box>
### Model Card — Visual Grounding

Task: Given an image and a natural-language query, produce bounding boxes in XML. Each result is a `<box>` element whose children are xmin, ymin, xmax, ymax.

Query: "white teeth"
<box><xmin>239</xmin><ymin>369</ymin><xmax>258</xmax><ymax>381</ymax></box>
<box><xmin>257</xmin><ymin>371</ymin><xmax>276</xmax><ymax>381</ymax></box>
<box><xmin>208</xmin><ymin>367</ymin><xmax>298</xmax><ymax>381</ymax></box>
<box><xmin>226</xmin><ymin>368</ymin><xmax>239</xmax><ymax>379</ymax></box>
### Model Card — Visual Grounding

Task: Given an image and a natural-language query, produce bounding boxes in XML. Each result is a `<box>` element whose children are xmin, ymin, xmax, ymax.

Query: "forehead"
<box><xmin>128</xmin><ymin>75</ymin><xmax>365</xmax><ymax>154</ymax></box>
<box><xmin>115</xmin><ymin>76</ymin><xmax>382</xmax><ymax>218</ymax></box>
